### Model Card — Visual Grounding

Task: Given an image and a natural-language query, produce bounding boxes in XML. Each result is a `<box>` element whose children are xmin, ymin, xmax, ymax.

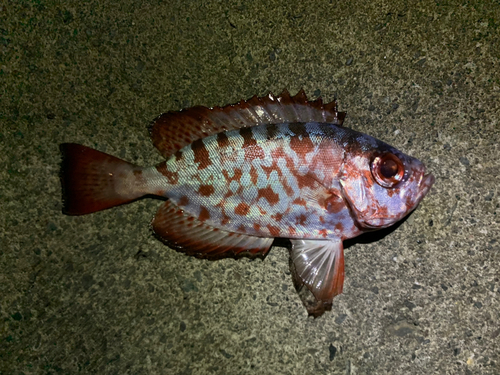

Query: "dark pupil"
<box><xmin>380</xmin><ymin>158</ymin><xmax>399</xmax><ymax>178</ymax></box>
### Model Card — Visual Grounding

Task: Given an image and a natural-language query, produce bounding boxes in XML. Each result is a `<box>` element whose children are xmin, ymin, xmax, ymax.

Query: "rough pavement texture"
<box><xmin>1</xmin><ymin>1</ymin><xmax>499</xmax><ymax>374</ymax></box>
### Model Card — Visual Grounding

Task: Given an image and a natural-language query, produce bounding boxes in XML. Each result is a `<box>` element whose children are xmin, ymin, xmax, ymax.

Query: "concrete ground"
<box><xmin>1</xmin><ymin>0</ymin><xmax>499</xmax><ymax>374</ymax></box>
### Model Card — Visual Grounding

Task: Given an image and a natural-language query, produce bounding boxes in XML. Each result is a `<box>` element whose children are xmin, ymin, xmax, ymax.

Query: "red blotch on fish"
<box><xmin>156</xmin><ymin>164</ymin><xmax>179</xmax><ymax>185</ymax></box>
<box><xmin>318</xmin><ymin>229</ymin><xmax>328</xmax><ymax>238</ymax></box>
<box><xmin>198</xmin><ymin>206</ymin><xmax>210</xmax><ymax>222</ymax></box>
<box><xmin>240</xmin><ymin>127</ymin><xmax>265</xmax><ymax>160</ymax></box>
<box><xmin>271</xmin><ymin>213</ymin><xmax>283</xmax><ymax>222</ymax></box>
<box><xmin>198</xmin><ymin>185</ymin><xmax>215</xmax><ymax>197</ymax></box>
<box><xmin>292</xmin><ymin>197</ymin><xmax>307</xmax><ymax>207</ymax></box>
<box><xmin>295</xmin><ymin>214</ymin><xmax>308</xmax><ymax>226</ymax></box>
<box><xmin>249</xmin><ymin>165</ymin><xmax>259</xmax><ymax>185</ymax></box>
<box><xmin>178</xmin><ymin>196</ymin><xmax>189</xmax><ymax>206</ymax></box>
<box><xmin>257</xmin><ymin>187</ymin><xmax>280</xmax><ymax>206</ymax></box>
<box><xmin>288</xmin><ymin>123</ymin><xmax>315</xmax><ymax>160</ymax></box>
<box><xmin>267</xmin><ymin>224</ymin><xmax>281</xmax><ymax>236</ymax></box>
<box><xmin>192</xmin><ymin>139</ymin><xmax>212</xmax><ymax>170</ymax></box>
<box><xmin>217</xmin><ymin>132</ymin><xmax>230</xmax><ymax>149</ymax></box>
<box><xmin>235</xmin><ymin>202</ymin><xmax>250</xmax><ymax>216</ymax></box>
<box><xmin>222</xmin><ymin>168</ymin><xmax>243</xmax><ymax>183</ymax></box>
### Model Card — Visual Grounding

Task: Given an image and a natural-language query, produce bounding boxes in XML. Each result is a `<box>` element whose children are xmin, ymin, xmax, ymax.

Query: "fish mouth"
<box><xmin>417</xmin><ymin>172</ymin><xmax>435</xmax><ymax>200</ymax></box>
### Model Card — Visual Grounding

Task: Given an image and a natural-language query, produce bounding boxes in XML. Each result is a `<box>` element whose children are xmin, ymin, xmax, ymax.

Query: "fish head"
<box><xmin>339</xmin><ymin>136</ymin><xmax>434</xmax><ymax>230</ymax></box>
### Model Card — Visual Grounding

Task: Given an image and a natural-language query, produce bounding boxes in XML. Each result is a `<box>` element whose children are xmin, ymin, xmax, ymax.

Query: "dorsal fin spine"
<box><xmin>150</xmin><ymin>90</ymin><xmax>346</xmax><ymax>158</ymax></box>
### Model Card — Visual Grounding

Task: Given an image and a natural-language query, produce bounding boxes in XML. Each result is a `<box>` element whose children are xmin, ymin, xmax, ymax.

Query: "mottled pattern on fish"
<box><xmin>60</xmin><ymin>90</ymin><xmax>434</xmax><ymax>317</ymax></box>
<box><xmin>155</xmin><ymin>122</ymin><xmax>358</xmax><ymax>240</ymax></box>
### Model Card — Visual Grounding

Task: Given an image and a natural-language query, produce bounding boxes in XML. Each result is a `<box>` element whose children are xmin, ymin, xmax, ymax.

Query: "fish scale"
<box><xmin>59</xmin><ymin>90</ymin><xmax>434</xmax><ymax>317</ymax></box>
<box><xmin>158</xmin><ymin>122</ymin><xmax>358</xmax><ymax>240</ymax></box>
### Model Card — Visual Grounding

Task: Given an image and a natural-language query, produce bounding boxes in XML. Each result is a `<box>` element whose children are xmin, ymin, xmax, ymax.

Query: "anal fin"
<box><xmin>152</xmin><ymin>201</ymin><xmax>273</xmax><ymax>260</ymax></box>
<box><xmin>289</xmin><ymin>239</ymin><xmax>345</xmax><ymax>317</ymax></box>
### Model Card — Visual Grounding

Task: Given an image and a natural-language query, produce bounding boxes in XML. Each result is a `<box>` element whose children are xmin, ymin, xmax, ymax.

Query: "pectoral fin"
<box><xmin>289</xmin><ymin>239</ymin><xmax>345</xmax><ymax>317</ymax></box>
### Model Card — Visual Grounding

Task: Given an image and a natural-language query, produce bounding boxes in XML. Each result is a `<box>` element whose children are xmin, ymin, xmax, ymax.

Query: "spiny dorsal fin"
<box><xmin>151</xmin><ymin>201</ymin><xmax>273</xmax><ymax>260</ymax></box>
<box><xmin>149</xmin><ymin>89</ymin><xmax>346</xmax><ymax>158</ymax></box>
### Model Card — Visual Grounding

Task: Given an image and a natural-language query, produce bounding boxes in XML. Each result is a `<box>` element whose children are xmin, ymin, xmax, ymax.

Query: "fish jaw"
<box><xmin>417</xmin><ymin>172</ymin><xmax>435</xmax><ymax>203</ymax></box>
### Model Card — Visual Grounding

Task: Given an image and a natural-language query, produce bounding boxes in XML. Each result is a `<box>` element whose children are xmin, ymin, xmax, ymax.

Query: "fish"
<box><xmin>60</xmin><ymin>90</ymin><xmax>434</xmax><ymax>317</ymax></box>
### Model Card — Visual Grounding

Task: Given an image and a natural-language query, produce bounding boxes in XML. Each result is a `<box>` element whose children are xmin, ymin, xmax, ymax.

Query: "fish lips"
<box><xmin>415</xmin><ymin>172</ymin><xmax>435</xmax><ymax>205</ymax></box>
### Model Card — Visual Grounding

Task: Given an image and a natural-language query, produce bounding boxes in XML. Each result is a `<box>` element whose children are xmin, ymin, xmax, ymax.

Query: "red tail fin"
<box><xmin>60</xmin><ymin>143</ymin><xmax>144</xmax><ymax>215</ymax></box>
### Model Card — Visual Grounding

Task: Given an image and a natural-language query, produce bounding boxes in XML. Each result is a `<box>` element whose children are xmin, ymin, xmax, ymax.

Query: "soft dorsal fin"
<box><xmin>149</xmin><ymin>89</ymin><xmax>346</xmax><ymax>158</ymax></box>
<box><xmin>151</xmin><ymin>201</ymin><xmax>273</xmax><ymax>260</ymax></box>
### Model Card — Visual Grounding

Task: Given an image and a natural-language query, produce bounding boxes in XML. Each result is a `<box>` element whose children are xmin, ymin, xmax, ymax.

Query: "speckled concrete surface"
<box><xmin>1</xmin><ymin>1</ymin><xmax>499</xmax><ymax>374</ymax></box>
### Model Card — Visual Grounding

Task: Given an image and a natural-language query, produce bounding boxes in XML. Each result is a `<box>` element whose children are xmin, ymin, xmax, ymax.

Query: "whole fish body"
<box><xmin>60</xmin><ymin>90</ymin><xmax>434</xmax><ymax>317</ymax></box>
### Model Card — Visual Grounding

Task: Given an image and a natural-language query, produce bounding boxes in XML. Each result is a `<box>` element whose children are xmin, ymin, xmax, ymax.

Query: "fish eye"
<box><xmin>371</xmin><ymin>153</ymin><xmax>405</xmax><ymax>188</ymax></box>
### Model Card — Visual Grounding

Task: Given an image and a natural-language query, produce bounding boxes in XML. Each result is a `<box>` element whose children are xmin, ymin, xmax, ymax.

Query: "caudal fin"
<box><xmin>60</xmin><ymin>143</ymin><xmax>144</xmax><ymax>215</ymax></box>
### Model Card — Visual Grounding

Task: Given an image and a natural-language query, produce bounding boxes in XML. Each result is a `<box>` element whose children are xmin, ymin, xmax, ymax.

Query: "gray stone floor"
<box><xmin>1</xmin><ymin>1</ymin><xmax>499</xmax><ymax>374</ymax></box>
